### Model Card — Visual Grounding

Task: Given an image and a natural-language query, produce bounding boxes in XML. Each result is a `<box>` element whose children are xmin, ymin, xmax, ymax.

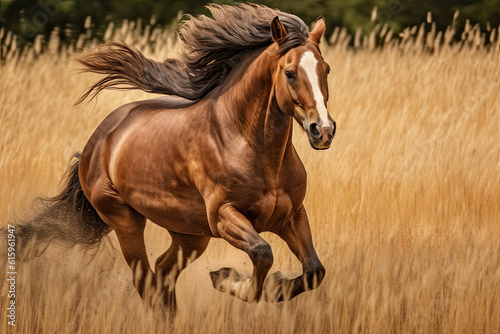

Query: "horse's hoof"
<box><xmin>263</xmin><ymin>271</ymin><xmax>291</xmax><ymax>303</ymax></box>
<box><xmin>210</xmin><ymin>268</ymin><xmax>260</xmax><ymax>302</ymax></box>
<box><xmin>268</xmin><ymin>271</ymin><xmax>286</xmax><ymax>281</ymax></box>
<box><xmin>264</xmin><ymin>286</ymin><xmax>286</xmax><ymax>303</ymax></box>
<box><xmin>210</xmin><ymin>267</ymin><xmax>241</xmax><ymax>291</ymax></box>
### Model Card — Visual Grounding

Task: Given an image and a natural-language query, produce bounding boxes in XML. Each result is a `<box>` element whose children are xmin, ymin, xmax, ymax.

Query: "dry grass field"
<box><xmin>1</xmin><ymin>19</ymin><xmax>500</xmax><ymax>333</ymax></box>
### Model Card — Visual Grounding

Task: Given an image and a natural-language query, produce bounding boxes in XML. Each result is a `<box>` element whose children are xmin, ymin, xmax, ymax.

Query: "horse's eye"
<box><xmin>285</xmin><ymin>70</ymin><xmax>295</xmax><ymax>80</ymax></box>
<box><xmin>326</xmin><ymin>66</ymin><xmax>331</xmax><ymax>75</ymax></box>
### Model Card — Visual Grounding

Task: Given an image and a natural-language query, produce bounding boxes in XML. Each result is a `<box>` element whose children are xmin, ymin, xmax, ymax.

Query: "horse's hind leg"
<box><xmin>269</xmin><ymin>205</ymin><xmax>325</xmax><ymax>302</ymax></box>
<box><xmin>154</xmin><ymin>231</ymin><xmax>210</xmax><ymax>311</ymax></box>
<box><xmin>90</xmin><ymin>190</ymin><xmax>154</xmax><ymax>299</ymax></box>
<box><xmin>113</xmin><ymin>214</ymin><xmax>153</xmax><ymax>298</ymax></box>
<box><xmin>210</xmin><ymin>205</ymin><xmax>273</xmax><ymax>302</ymax></box>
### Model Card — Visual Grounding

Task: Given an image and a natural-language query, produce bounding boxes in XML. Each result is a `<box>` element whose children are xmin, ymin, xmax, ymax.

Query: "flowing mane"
<box><xmin>76</xmin><ymin>3</ymin><xmax>309</xmax><ymax>104</ymax></box>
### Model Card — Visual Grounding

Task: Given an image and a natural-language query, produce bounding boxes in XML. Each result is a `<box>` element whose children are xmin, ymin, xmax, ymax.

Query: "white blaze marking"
<box><xmin>299</xmin><ymin>51</ymin><xmax>330</xmax><ymax>128</ymax></box>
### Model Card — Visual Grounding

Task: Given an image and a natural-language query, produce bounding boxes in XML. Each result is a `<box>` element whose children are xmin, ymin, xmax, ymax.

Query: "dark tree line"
<box><xmin>1</xmin><ymin>0</ymin><xmax>499</xmax><ymax>46</ymax></box>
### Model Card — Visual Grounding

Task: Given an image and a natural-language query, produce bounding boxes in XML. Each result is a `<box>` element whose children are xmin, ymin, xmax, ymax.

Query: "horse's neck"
<box><xmin>219</xmin><ymin>48</ymin><xmax>293</xmax><ymax>166</ymax></box>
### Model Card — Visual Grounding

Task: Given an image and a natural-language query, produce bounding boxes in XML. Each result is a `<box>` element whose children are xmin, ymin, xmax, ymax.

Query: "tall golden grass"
<box><xmin>1</xmin><ymin>17</ymin><xmax>500</xmax><ymax>333</ymax></box>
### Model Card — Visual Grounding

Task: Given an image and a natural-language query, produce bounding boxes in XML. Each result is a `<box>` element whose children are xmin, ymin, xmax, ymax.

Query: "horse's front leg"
<box><xmin>210</xmin><ymin>204</ymin><xmax>273</xmax><ymax>302</ymax></box>
<box><xmin>268</xmin><ymin>205</ymin><xmax>325</xmax><ymax>302</ymax></box>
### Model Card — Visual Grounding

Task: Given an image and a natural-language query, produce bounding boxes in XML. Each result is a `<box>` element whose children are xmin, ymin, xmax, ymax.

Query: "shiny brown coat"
<box><xmin>77</xmin><ymin>11</ymin><xmax>335</xmax><ymax>309</ymax></box>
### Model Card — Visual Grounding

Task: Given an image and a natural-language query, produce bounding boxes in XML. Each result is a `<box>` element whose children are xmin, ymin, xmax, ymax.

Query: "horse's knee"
<box><xmin>247</xmin><ymin>241</ymin><xmax>273</xmax><ymax>271</ymax></box>
<box><xmin>305</xmin><ymin>264</ymin><xmax>325</xmax><ymax>289</ymax></box>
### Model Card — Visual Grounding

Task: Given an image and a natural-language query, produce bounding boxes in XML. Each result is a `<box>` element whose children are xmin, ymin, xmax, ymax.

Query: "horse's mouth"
<box><xmin>306</xmin><ymin>132</ymin><xmax>333</xmax><ymax>150</ymax></box>
<box><xmin>303</xmin><ymin>120</ymin><xmax>334</xmax><ymax>150</ymax></box>
<box><xmin>294</xmin><ymin>106</ymin><xmax>335</xmax><ymax>150</ymax></box>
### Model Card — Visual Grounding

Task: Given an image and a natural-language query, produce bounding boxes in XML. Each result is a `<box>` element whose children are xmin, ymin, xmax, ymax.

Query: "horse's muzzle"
<box><xmin>307</xmin><ymin>121</ymin><xmax>336</xmax><ymax>150</ymax></box>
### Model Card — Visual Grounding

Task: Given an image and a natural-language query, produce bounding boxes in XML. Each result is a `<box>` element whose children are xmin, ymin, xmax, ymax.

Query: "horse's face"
<box><xmin>272</xmin><ymin>17</ymin><xmax>336</xmax><ymax>150</ymax></box>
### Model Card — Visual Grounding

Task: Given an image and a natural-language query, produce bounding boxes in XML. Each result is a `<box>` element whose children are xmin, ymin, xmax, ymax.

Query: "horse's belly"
<box><xmin>128</xmin><ymin>188</ymin><xmax>213</xmax><ymax>236</ymax></box>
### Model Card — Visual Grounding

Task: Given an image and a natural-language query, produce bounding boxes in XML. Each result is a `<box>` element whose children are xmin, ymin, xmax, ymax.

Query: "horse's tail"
<box><xmin>75</xmin><ymin>42</ymin><xmax>197</xmax><ymax>104</ymax></box>
<box><xmin>15</xmin><ymin>153</ymin><xmax>112</xmax><ymax>247</ymax></box>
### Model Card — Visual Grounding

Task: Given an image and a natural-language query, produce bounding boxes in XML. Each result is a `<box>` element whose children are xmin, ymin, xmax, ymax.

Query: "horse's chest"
<box><xmin>244</xmin><ymin>190</ymin><xmax>294</xmax><ymax>232</ymax></box>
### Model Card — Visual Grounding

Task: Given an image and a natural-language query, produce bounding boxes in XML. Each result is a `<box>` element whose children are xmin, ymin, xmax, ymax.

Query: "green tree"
<box><xmin>1</xmin><ymin>0</ymin><xmax>499</xmax><ymax>47</ymax></box>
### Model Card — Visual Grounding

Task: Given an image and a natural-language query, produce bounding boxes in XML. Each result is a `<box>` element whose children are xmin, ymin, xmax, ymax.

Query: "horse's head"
<box><xmin>272</xmin><ymin>17</ymin><xmax>336</xmax><ymax>150</ymax></box>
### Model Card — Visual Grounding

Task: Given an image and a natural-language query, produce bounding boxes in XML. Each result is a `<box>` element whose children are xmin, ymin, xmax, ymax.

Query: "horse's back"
<box><xmin>135</xmin><ymin>95</ymin><xmax>197</xmax><ymax>109</ymax></box>
<box><xmin>84</xmin><ymin>95</ymin><xmax>194</xmax><ymax>141</ymax></box>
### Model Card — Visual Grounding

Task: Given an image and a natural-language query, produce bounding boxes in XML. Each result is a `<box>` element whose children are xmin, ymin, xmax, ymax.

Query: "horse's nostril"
<box><xmin>330</xmin><ymin>121</ymin><xmax>336</xmax><ymax>138</ymax></box>
<box><xmin>309</xmin><ymin>123</ymin><xmax>321</xmax><ymax>138</ymax></box>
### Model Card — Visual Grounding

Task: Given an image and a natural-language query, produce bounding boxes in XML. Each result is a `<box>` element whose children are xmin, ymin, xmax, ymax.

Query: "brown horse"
<box><xmin>62</xmin><ymin>4</ymin><xmax>335</xmax><ymax>309</ymax></box>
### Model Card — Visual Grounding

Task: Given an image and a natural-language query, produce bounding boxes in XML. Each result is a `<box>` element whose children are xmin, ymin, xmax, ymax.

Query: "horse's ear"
<box><xmin>309</xmin><ymin>16</ymin><xmax>326</xmax><ymax>45</ymax></box>
<box><xmin>271</xmin><ymin>16</ymin><xmax>288</xmax><ymax>44</ymax></box>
